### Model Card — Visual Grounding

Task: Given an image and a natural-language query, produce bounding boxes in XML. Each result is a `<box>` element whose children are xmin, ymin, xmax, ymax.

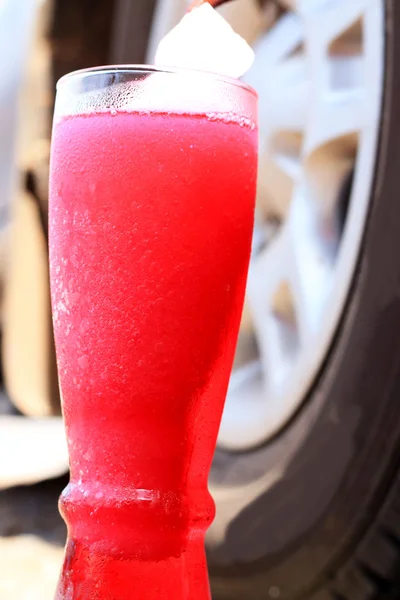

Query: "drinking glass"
<box><xmin>49</xmin><ymin>66</ymin><xmax>258</xmax><ymax>600</ymax></box>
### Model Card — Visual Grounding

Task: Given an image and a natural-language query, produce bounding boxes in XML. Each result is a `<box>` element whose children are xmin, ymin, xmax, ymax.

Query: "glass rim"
<box><xmin>57</xmin><ymin>64</ymin><xmax>258</xmax><ymax>98</ymax></box>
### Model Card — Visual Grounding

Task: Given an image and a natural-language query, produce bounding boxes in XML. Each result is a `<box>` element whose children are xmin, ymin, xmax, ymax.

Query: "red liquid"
<box><xmin>50</xmin><ymin>109</ymin><xmax>257</xmax><ymax>599</ymax></box>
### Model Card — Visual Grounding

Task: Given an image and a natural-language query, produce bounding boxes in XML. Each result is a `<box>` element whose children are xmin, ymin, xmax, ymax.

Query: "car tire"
<box><xmin>207</xmin><ymin>1</ymin><xmax>400</xmax><ymax>598</ymax></box>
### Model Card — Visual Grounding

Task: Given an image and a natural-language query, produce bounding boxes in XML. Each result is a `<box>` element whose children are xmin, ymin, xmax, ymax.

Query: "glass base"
<box><xmin>55</xmin><ymin>538</ymin><xmax>211</xmax><ymax>600</ymax></box>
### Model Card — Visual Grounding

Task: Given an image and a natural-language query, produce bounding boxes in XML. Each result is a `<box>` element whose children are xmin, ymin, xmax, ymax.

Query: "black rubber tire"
<box><xmin>207</xmin><ymin>1</ymin><xmax>400</xmax><ymax>598</ymax></box>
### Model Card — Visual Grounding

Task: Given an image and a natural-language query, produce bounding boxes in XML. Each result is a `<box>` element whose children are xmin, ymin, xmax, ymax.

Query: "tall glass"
<box><xmin>49</xmin><ymin>66</ymin><xmax>258</xmax><ymax>599</ymax></box>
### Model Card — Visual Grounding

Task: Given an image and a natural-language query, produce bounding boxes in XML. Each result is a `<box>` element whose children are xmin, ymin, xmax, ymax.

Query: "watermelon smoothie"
<box><xmin>49</xmin><ymin>68</ymin><xmax>258</xmax><ymax>599</ymax></box>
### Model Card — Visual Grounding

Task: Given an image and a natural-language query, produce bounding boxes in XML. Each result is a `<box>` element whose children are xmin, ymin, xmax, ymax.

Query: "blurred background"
<box><xmin>2</xmin><ymin>0</ymin><xmax>400</xmax><ymax>599</ymax></box>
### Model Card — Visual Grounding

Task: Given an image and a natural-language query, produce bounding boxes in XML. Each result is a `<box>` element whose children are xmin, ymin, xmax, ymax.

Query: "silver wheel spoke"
<box><xmin>301</xmin><ymin>0</ymin><xmax>366</xmax><ymax>45</ymax></box>
<box><xmin>286</xmin><ymin>190</ymin><xmax>334</xmax><ymax>342</ymax></box>
<box><xmin>248</xmin><ymin>235</ymin><xmax>294</xmax><ymax>389</ymax></box>
<box><xmin>249</xmin><ymin>12</ymin><xmax>303</xmax><ymax>66</ymax></box>
<box><xmin>305</xmin><ymin>87</ymin><xmax>365</xmax><ymax>154</ymax></box>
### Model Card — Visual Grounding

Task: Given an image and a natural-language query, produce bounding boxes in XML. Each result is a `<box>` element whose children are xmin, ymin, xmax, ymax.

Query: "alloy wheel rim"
<box><xmin>217</xmin><ymin>0</ymin><xmax>385</xmax><ymax>451</ymax></box>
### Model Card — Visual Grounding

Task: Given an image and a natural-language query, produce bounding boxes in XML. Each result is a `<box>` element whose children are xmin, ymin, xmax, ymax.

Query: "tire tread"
<box><xmin>326</xmin><ymin>471</ymin><xmax>400</xmax><ymax>600</ymax></box>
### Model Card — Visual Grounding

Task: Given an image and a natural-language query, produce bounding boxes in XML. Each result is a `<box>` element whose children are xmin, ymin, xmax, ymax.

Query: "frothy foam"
<box><xmin>55</xmin><ymin>70</ymin><xmax>257</xmax><ymax>128</ymax></box>
<box><xmin>155</xmin><ymin>4</ymin><xmax>254</xmax><ymax>79</ymax></box>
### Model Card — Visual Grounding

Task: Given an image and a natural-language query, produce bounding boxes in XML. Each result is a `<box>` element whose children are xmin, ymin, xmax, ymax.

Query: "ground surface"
<box><xmin>0</xmin><ymin>387</ymin><xmax>67</xmax><ymax>600</ymax></box>
<box><xmin>0</xmin><ymin>475</ymin><xmax>67</xmax><ymax>600</ymax></box>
